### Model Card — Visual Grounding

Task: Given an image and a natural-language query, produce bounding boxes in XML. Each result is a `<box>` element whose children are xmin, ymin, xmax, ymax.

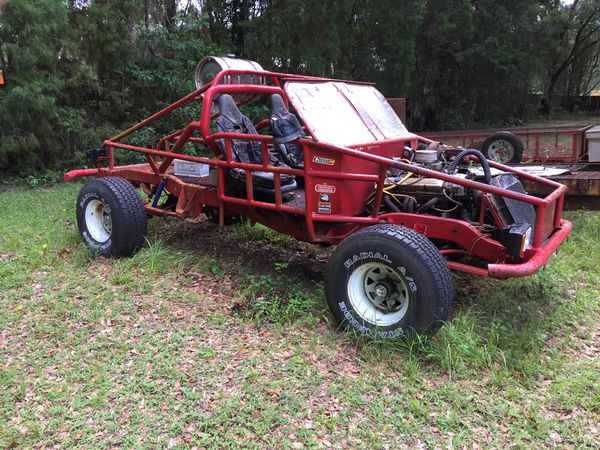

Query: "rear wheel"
<box><xmin>325</xmin><ymin>224</ymin><xmax>453</xmax><ymax>338</ymax></box>
<box><xmin>76</xmin><ymin>177</ymin><xmax>147</xmax><ymax>257</ymax></box>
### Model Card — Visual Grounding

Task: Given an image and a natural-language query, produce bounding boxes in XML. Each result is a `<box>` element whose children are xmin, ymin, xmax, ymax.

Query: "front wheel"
<box><xmin>325</xmin><ymin>224</ymin><xmax>453</xmax><ymax>338</ymax></box>
<box><xmin>76</xmin><ymin>177</ymin><xmax>148</xmax><ymax>257</ymax></box>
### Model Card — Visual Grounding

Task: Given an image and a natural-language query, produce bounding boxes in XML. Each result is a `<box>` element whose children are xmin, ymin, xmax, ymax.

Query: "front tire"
<box><xmin>325</xmin><ymin>224</ymin><xmax>453</xmax><ymax>338</ymax></box>
<box><xmin>76</xmin><ymin>177</ymin><xmax>148</xmax><ymax>257</ymax></box>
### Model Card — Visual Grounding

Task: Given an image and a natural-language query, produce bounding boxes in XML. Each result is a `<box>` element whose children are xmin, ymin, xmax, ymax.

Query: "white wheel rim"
<box><xmin>347</xmin><ymin>262</ymin><xmax>410</xmax><ymax>327</ymax></box>
<box><xmin>487</xmin><ymin>139</ymin><xmax>515</xmax><ymax>163</ymax></box>
<box><xmin>85</xmin><ymin>199</ymin><xmax>112</xmax><ymax>243</ymax></box>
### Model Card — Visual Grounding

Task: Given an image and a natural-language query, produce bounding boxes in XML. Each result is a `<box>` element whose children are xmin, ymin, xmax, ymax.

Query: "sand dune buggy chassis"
<box><xmin>65</xmin><ymin>67</ymin><xmax>572</xmax><ymax>337</ymax></box>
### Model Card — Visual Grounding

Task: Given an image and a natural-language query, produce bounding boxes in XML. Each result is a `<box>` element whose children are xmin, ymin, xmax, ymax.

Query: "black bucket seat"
<box><xmin>216</xmin><ymin>94</ymin><xmax>296</xmax><ymax>196</ymax></box>
<box><xmin>270</xmin><ymin>94</ymin><xmax>305</xmax><ymax>169</ymax></box>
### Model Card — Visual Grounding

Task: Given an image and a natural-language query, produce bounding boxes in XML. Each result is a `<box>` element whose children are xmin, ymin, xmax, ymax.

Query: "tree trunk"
<box><xmin>163</xmin><ymin>0</ymin><xmax>176</xmax><ymax>31</ymax></box>
<box><xmin>230</xmin><ymin>0</ymin><xmax>248</xmax><ymax>56</ymax></box>
<box><xmin>541</xmin><ymin>3</ymin><xmax>599</xmax><ymax>114</ymax></box>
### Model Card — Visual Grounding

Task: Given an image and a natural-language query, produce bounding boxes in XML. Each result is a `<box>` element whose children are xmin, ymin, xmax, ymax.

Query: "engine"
<box><xmin>370</xmin><ymin>143</ymin><xmax>537</xmax><ymax>259</ymax></box>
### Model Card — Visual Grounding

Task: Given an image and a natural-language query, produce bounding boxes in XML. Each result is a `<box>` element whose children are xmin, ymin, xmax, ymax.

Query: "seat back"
<box><xmin>216</xmin><ymin>94</ymin><xmax>297</xmax><ymax>196</ymax></box>
<box><xmin>216</xmin><ymin>94</ymin><xmax>262</xmax><ymax>164</ymax></box>
<box><xmin>270</xmin><ymin>94</ymin><xmax>305</xmax><ymax>168</ymax></box>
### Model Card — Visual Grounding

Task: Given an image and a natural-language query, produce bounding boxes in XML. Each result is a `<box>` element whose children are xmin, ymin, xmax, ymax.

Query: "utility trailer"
<box><xmin>422</xmin><ymin>125</ymin><xmax>594</xmax><ymax>164</ymax></box>
<box><xmin>422</xmin><ymin>125</ymin><xmax>600</xmax><ymax>203</ymax></box>
<box><xmin>65</xmin><ymin>57</ymin><xmax>572</xmax><ymax>339</ymax></box>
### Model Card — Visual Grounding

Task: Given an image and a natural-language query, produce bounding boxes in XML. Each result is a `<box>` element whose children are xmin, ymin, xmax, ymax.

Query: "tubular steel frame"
<box><xmin>64</xmin><ymin>68</ymin><xmax>572</xmax><ymax>279</ymax></box>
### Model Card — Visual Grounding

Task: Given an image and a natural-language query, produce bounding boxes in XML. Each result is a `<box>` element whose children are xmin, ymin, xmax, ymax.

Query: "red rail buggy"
<box><xmin>65</xmin><ymin>59</ymin><xmax>572</xmax><ymax>338</ymax></box>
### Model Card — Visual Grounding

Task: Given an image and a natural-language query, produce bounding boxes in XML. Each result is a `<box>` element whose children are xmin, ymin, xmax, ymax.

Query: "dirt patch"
<box><xmin>153</xmin><ymin>218</ymin><xmax>332</xmax><ymax>282</ymax></box>
<box><xmin>0</xmin><ymin>252</ymin><xmax>17</xmax><ymax>262</ymax></box>
<box><xmin>151</xmin><ymin>216</ymin><xmax>486</xmax><ymax>317</ymax></box>
<box><xmin>565</xmin><ymin>317</ymin><xmax>600</xmax><ymax>360</ymax></box>
<box><xmin>0</xmin><ymin>174</ymin><xmax>19</xmax><ymax>192</ymax></box>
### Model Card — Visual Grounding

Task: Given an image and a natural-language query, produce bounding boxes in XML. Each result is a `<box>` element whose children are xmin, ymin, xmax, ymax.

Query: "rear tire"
<box><xmin>76</xmin><ymin>177</ymin><xmax>147</xmax><ymax>257</ymax></box>
<box><xmin>325</xmin><ymin>224</ymin><xmax>453</xmax><ymax>338</ymax></box>
<box><xmin>481</xmin><ymin>131</ymin><xmax>524</xmax><ymax>164</ymax></box>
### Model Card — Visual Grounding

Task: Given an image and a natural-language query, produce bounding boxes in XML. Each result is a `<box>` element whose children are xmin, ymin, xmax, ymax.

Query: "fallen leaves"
<box><xmin>0</xmin><ymin>251</ymin><xmax>17</xmax><ymax>262</ymax></box>
<box><xmin>549</xmin><ymin>430</ymin><xmax>564</xmax><ymax>444</ymax></box>
<box><xmin>2</xmin><ymin>192</ymin><xmax>600</xmax><ymax>449</ymax></box>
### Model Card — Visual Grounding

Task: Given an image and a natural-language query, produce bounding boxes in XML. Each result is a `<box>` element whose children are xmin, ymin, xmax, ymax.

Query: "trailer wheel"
<box><xmin>76</xmin><ymin>177</ymin><xmax>147</xmax><ymax>257</ymax></box>
<box><xmin>325</xmin><ymin>224</ymin><xmax>453</xmax><ymax>338</ymax></box>
<box><xmin>481</xmin><ymin>131</ymin><xmax>524</xmax><ymax>164</ymax></box>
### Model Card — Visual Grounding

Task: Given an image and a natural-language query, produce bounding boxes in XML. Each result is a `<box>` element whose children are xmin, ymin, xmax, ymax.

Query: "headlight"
<box><xmin>522</xmin><ymin>226</ymin><xmax>533</xmax><ymax>252</ymax></box>
<box><xmin>499</xmin><ymin>223</ymin><xmax>533</xmax><ymax>258</ymax></box>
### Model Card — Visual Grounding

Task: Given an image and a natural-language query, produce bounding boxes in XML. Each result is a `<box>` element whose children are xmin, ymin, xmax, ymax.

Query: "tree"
<box><xmin>410</xmin><ymin>0</ymin><xmax>547</xmax><ymax>130</ymax></box>
<box><xmin>0</xmin><ymin>0</ymin><xmax>218</xmax><ymax>173</ymax></box>
<box><xmin>244</xmin><ymin>0</ymin><xmax>353</xmax><ymax>76</ymax></box>
<box><xmin>203</xmin><ymin>0</ymin><xmax>258</xmax><ymax>56</ymax></box>
<box><xmin>0</xmin><ymin>0</ymin><xmax>70</xmax><ymax>171</ymax></box>
<box><xmin>539</xmin><ymin>0</ymin><xmax>600</xmax><ymax>113</ymax></box>
<box><xmin>1</xmin><ymin>0</ymin><xmax>593</xmax><ymax>174</ymax></box>
<box><xmin>337</xmin><ymin>0</ymin><xmax>424</xmax><ymax>96</ymax></box>
<box><xmin>163</xmin><ymin>0</ymin><xmax>177</xmax><ymax>31</ymax></box>
<box><xmin>410</xmin><ymin>0</ymin><xmax>477</xmax><ymax>130</ymax></box>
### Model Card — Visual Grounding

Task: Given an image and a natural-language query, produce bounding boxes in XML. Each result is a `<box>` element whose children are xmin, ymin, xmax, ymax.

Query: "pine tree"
<box><xmin>0</xmin><ymin>0</ymin><xmax>69</xmax><ymax>171</ymax></box>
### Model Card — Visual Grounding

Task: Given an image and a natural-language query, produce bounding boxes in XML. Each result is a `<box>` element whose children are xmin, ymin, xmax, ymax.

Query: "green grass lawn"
<box><xmin>1</xmin><ymin>183</ymin><xmax>599</xmax><ymax>448</ymax></box>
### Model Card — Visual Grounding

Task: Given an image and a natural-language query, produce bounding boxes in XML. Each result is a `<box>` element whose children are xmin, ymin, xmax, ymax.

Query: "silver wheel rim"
<box><xmin>85</xmin><ymin>199</ymin><xmax>112</xmax><ymax>243</ymax></box>
<box><xmin>487</xmin><ymin>139</ymin><xmax>515</xmax><ymax>163</ymax></box>
<box><xmin>347</xmin><ymin>262</ymin><xmax>410</xmax><ymax>327</ymax></box>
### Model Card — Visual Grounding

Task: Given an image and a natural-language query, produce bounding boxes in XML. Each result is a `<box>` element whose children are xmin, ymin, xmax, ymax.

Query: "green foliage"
<box><xmin>0</xmin><ymin>0</ymin><xmax>220</xmax><ymax>174</ymax></box>
<box><xmin>337</xmin><ymin>0</ymin><xmax>425</xmax><ymax>96</ymax></box>
<box><xmin>239</xmin><ymin>272</ymin><xmax>323</xmax><ymax>325</ymax></box>
<box><xmin>0</xmin><ymin>0</ymin><xmax>68</xmax><ymax>171</ymax></box>
<box><xmin>1</xmin><ymin>0</ymin><xmax>598</xmax><ymax>174</ymax></box>
<box><xmin>410</xmin><ymin>0</ymin><xmax>548</xmax><ymax>130</ymax></box>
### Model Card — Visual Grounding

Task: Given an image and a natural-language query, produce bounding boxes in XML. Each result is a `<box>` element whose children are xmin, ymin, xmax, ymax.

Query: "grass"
<box><xmin>1</xmin><ymin>183</ymin><xmax>599</xmax><ymax>448</ymax></box>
